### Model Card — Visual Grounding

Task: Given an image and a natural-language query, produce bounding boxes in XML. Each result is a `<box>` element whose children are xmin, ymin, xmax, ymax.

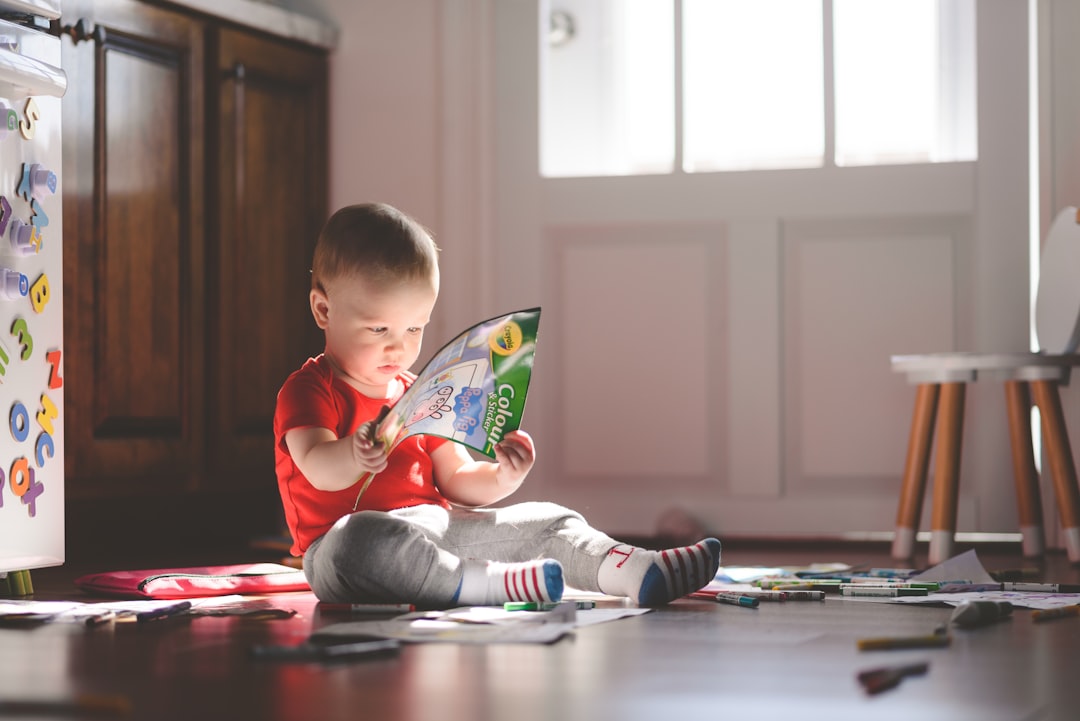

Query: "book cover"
<box><xmin>354</xmin><ymin>307</ymin><xmax>541</xmax><ymax>503</ymax></box>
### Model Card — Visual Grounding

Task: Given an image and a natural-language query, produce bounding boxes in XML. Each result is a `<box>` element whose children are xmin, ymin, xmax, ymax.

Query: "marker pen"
<box><xmin>782</xmin><ymin>590</ymin><xmax>826</xmax><ymax>601</ymax></box>
<box><xmin>713</xmin><ymin>592</ymin><xmax>759</xmax><ymax>608</ymax></box>
<box><xmin>319</xmin><ymin>603</ymin><xmax>416</xmax><ymax>614</ymax></box>
<box><xmin>733</xmin><ymin>590</ymin><xmax>788</xmax><ymax>601</ymax></box>
<box><xmin>1002</xmin><ymin>582</ymin><xmax>1080</xmax><ymax>593</ymax></box>
<box><xmin>504</xmin><ymin>601</ymin><xmax>595</xmax><ymax>611</ymax></box>
<box><xmin>841</xmin><ymin>586</ymin><xmax>928</xmax><ymax>597</ymax></box>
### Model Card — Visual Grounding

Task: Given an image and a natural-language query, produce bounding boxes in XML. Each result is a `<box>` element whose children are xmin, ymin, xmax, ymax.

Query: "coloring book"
<box><xmin>354</xmin><ymin>307</ymin><xmax>541</xmax><ymax>504</ymax></box>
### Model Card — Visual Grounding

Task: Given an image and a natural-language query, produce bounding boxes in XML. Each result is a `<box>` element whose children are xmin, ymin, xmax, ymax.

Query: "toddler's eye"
<box><xmin>369</xmin><ymin>327</ymin><xmax>387</xmax><ymax>334</ymax></box>
<box><xmin>408</xmin><ymin>327</ymin><xmax>423</xmax><ymax>334</ymax></box>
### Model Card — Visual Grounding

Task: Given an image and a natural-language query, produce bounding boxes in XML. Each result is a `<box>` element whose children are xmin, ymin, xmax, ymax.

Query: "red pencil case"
<box><xmin>74</xmin><ymin>562</ymin><xmax>310</xmax><ymax>599</ymax></box>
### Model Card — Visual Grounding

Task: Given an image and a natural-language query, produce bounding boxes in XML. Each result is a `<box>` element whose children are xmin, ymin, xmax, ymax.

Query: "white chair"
<box><xmin>890</xmin><ymin>206</ymin><xmax>1080</xmax><ymax>566</ymax></box>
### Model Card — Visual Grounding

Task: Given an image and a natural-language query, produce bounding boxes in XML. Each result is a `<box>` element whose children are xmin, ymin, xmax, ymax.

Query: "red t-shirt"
<box><xmin>274</xmin><ymin>355</ymin><xmax>450</xmax><ymax>556</ymax></box>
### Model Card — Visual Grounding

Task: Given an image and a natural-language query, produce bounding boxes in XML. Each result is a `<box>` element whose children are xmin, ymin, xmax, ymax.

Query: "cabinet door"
<box><xmin>61</xmin><ymin>0</ymin><xmax>205</xmax><ymax>498</ymax></box>
<box><xmin>210</xmin><ymin>29</ymin><xmax>327</xmax><ymax>488</ymax></box>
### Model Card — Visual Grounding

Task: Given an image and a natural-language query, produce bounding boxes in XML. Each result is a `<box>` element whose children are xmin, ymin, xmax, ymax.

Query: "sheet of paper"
<box><xmin>890</xmin><ymin>590</ymin><xmax>1080</xmax><ymax>610</ymax></box>
<box><xmin>910</xmin><ymin>548</ymin><xmax>996</xmax><ymax>584</ymax></box>
<box><xmin>312</xmin><ymin>605</ymin><xmax>652</xmax><ymax>645</ymax></box>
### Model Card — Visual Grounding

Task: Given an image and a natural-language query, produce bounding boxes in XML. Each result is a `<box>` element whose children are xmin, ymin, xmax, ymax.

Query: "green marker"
<box><xmin>504</xmin><ymin>601</ymin><xmax>595</xmax><ymax>611</ymax></box>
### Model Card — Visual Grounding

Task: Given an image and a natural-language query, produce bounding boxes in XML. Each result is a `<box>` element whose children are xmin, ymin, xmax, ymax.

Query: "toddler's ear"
<box><xmin>310</xmin><ymin>289</ymin><xmax>331</xmax><ymax>328</ymax></box>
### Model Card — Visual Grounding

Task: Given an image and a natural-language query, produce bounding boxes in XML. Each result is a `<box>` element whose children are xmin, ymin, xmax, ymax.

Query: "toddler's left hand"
<box><xmin>493</xmin><ymin>430</ymin><xmax>535</xmax><ymax>487</ymax></box>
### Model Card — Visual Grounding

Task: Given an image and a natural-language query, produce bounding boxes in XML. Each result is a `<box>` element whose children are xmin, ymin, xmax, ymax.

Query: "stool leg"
<box><xmin>929</xmin><ymin>382</ymin><xmax>965</xmax><ymax>566</ymax></box>
<box><xmin>1005</xmin><ymin>380</ymin><xmax>1046</xmax><ymax>557</ymax></box>
<box><xmin>1031</xmin><ymin>380</ymin><xmax>1080</xmax><ymax>563</ymax></box>
<box><xmin>892</xmin><ymin>383</ymin><xmax>940</xmax><ymax>559</ymax></box>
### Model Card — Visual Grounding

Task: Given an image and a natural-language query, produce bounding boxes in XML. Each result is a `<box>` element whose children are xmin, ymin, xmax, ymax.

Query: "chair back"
<box><xmin>1035</xmin><ymin>206</ymin><xmax>1080</xmax><ymax>354</ymax></box>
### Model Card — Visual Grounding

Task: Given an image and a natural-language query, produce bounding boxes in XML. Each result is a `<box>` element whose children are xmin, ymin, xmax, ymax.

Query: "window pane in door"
<box><xmin>539</xmin><ymin>0</ymin><xmax>674</xmax><ymax>177</ymax></box>
<box><xmin>833</xmin><ymin>0</ymin><xmax>977</xmax><ymax>166</ymax></box>
<box><xmin>683</xmin><ymin>0</ymin><xmax>824</xmax><ymax>172</ymax></box>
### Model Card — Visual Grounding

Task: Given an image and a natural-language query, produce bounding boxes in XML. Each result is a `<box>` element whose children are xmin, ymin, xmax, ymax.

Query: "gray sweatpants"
<box><xmin>303</xmin><ymin>501</ymin><xmax>620</xmax><ymax>607</ymax></box>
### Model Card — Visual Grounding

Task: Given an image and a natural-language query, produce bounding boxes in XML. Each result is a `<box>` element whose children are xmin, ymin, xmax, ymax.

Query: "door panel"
<box><xmin>210</xmin><ymin>28</ymin><xmax>327</xmax><ymax>487</ymax></box>
<box><xmin>489</xmin><ymin>2</ymin><xmax>1030</xmax><ymax>539</ymax></box>
<box><xmin>61</xmin><ymin>0</ymin><xmax>204</xmax><ymax>497</ymax></box>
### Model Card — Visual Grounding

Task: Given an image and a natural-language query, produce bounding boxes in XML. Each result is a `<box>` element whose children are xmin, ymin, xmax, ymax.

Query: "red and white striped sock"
<box><xmin>456</xmin><ymin>559</ymin><xmax>564</xmax><ymax>606</ymax></box>
<box><xmin>597</xmin><ymin>538</ymin><xmax>721</xmax><ymax>606</ymax></box>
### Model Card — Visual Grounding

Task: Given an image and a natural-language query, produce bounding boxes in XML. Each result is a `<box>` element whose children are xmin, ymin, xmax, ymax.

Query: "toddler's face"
<box><xmin>317</xmin><ymin>273</ymin><xmax>438</xmax><ymax>397</ymax></box>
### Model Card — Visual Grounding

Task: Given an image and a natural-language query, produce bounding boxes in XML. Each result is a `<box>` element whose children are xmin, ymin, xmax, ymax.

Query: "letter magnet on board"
<box><xmin>0</xmin><ymin>195</ymin><xmax>10</xmax><ymax>235</ymax></box>
<box><xmin>11</xmin><ymin>317</ymin><xmax>31</xmax><ymax>360</ymax></box>
<box><xmin>29</xmin><ymin>273</ymin><xmax>49</xmax><ymax>313</ymax></box>
<box><xmin>18</xmin><ymin>98</ymin><xmax>39</xmax><ymax>140</ymax></box>
<box><xmin>9</xmin><ymin>218</ymin><xmax>37</xmax><ymax>255</ymax></box>
<box><xmin>0</xmin><ymin>267</ymin><xmax>29</xmax><ymax>300</ymax></box>
<box><xmin>45</xmin><ymin>349</ymin><xmax>62</xmax><ymax>389</ymax></box>
<box><xmin>28</xmin><ymin>164</ymin><xmax>56</xmax><ymax>199</ymax></box>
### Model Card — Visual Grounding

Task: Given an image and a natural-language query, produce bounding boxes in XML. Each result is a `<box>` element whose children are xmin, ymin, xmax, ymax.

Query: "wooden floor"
<box><xmin>5</xmin><ymin>539</ymin><xmax>1080</xmax><ymax>721</ymax></box>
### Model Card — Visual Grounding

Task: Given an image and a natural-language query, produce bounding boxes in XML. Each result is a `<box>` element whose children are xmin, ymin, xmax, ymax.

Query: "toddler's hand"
<box><xmin>352</xmin><ymin>420</ymin><xmax>389</xmax><ymax>475</ymax></box>
<box><xmin>493</xmin><ymin>430</ymin><xmax>535</xmax><ymax>488</ymax></box>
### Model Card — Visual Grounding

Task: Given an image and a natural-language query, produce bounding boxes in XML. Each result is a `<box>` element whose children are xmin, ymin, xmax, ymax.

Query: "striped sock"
<box><xmin>456</xmin><ymin>559</ymin><xmax>564</xmax><ymax>606</ymax></box>
<box><xmin>597</xmin><ymin>538</ymin><xmax>722</xmax><ymax>606</ymax></box>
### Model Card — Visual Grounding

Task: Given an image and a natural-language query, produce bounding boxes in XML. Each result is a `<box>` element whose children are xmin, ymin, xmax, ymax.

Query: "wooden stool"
<box><xmin>890</xmin><ymin>361</ymin><xmax>1080</xmax><ymax>565</ymax></box>
<box><xmin>890</xmin><ymin>206</ymin><xmax>1080</xmax><ymax>566</ymax></box>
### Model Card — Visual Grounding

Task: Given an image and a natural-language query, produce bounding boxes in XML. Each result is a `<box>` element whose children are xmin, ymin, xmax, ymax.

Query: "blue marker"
<box><xmin>713</xmin><ymin>592</ymin><xmax>760</xmax><ymax>608</ymax></box>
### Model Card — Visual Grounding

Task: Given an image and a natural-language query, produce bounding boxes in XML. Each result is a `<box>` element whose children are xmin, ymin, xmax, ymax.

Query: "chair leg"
<box><xmin>929</xmin><ymin>382</ymin><xmax>966</xmax><ymax>566</ymax></box>
<box><xmin>1005</xmin><ymin>380</ymin><xmax>1046</xmax><ymax>557</ymax></box>
<box><xmin>892</xmin><ymin>383</ymin><xmax>940</xmax><ymax>559</ymax></box>
<box><xmin>1031</xmin><ymin>380</ymin><xmax>1080</xmax><ymax>563</ymax></box>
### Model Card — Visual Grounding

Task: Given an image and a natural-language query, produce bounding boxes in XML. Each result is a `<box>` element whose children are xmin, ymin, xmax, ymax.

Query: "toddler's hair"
<box><xmin>311</xmin><ymin>203</ymin><xmax>439</xmax><ymax>292</ymax></box>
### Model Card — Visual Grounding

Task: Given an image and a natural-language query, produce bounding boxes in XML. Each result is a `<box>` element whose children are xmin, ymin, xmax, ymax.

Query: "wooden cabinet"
<box><xmin>208</xmin><ymin>26</ymin><xmax>328</xmax><ymax>487</ymax></box>
<box><xmin>59</xmin><ymin>0</ymin><xmax>326</xmax><ymax>550</ymax></box>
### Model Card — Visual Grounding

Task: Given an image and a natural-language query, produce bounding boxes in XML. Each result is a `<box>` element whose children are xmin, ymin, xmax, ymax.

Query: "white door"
<box><xmin>468</xmin><ymin>0</ymin><xmax>1032</xmax><ymax>541</ymax></box>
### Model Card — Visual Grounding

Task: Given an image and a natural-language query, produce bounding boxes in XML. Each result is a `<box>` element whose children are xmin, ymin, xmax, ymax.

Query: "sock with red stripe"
<box><xmin>597</xmin><ymin>538</ymin><xmax>721</xmax><ymax>606</ymax></box>
<box><xmin>455</xmin><ymin>559</ymin><xmax>564</xmax><ymax>606</ymax></box>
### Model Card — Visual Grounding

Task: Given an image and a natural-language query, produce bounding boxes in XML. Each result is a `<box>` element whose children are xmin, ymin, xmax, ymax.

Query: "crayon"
<box><xmin>1031</xmin><ymin>605</ymin><xmax>1080</xmax><ymax>623</ymax></box>
<box><xmin>857</xmin><ymin>661</ymin><xmax>929</xmax><ymax>695</ymax></box>
<box><xmin>857</xmin><ymin>633</ymin><xmax>951</xmax><ymax>651</ymax></box>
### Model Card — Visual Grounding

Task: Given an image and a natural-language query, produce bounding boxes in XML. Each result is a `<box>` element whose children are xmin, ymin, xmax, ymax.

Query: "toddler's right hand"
<box><xmin>352</xmin><ymin>420</ymin><xmax>389</xmax><ymax>475</ymax></box>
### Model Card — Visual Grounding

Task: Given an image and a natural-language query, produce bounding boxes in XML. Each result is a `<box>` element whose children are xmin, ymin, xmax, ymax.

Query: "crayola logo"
<box><xmin>489</xmin><ymin>321</ymin><xmax>523</xmax><ymax>357</ymax></box>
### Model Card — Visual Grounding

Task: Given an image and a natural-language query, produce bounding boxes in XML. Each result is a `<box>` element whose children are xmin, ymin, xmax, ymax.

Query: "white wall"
<box><xmin>312</xmin><ymin>0</ymin><xmax>450</xmax><ymax>342</ymax></box>
<box><xmin>299</xmin><ymin>0</ymin><xmax>1080</xmax><ymax>542</ymax></box>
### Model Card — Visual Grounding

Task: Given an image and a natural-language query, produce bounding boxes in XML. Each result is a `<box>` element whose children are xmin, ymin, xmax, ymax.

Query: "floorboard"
<box><xmin>4</xmin><ymin>539</ymin><xmax>1078</xmax><ymax>721</ymax></box>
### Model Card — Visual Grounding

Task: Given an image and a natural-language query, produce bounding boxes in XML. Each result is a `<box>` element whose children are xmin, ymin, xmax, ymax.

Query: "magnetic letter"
<box><xmin>29</xmin><ymin>199</ymin><xmax>48</xmax><ymax>230</ymax></box>
<box><xmin>35</xmin><ymin>431</ymin><xmax>54</xmax><ymax>467</ymax></box>
<box><xmin>18</xmin><ymin>98</ymin><xmax>39</xmax><ymax>140</ymax></box>
<box><xmin>21</xmin><ymin>467</ymin><xmax>43</xmax><ymax>516</ymax></box>
<box><xmin>11</xmin><ymin>317</ymin><xmax>31</xmax><ymax>360</ymax></box>
<box><xmin>9</xmin><ymin>401</ymin><xmax>28</xmax><ymax>442</ymax></box>
<box><xmin>45</xmin><ymin>349</ymin><xmax>62</xmax><ymax>389</ymax></box>
<box><xmin>36</xmin><ymin>393</ymin><xmax>57</xmax><ymax>437</ymax></box>
<box><xmin>9</xmin><ymin>456</ymin><xmax>29</xmax><ymax>496</ymax></box>
<box><xmin>29</xmin><ymin>273</ymin><xmax>49</xmax><ymax>313</ymax></box>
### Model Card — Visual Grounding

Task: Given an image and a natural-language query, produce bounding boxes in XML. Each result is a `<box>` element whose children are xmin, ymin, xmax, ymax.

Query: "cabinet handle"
<box><xmin>59</xmin><ymin>18</ymin><xmax>107</xmax><ymax>45</ymax></box>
